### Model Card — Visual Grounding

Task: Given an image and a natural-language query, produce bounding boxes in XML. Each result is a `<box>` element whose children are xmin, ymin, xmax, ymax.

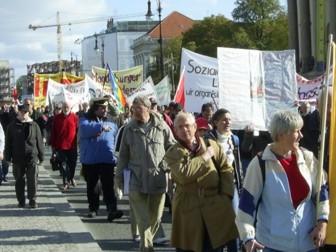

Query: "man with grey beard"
<box><xmin>50</xmin><ymin>101</ymin><xmax>79</xmax><ymax>191</ymax></box>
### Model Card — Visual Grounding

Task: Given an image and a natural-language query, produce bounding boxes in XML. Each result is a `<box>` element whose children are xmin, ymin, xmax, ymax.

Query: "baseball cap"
<box><xmin>196</xmin><ymin>117</ymin><xmax>209</xmax><ymax>130</ymax></box>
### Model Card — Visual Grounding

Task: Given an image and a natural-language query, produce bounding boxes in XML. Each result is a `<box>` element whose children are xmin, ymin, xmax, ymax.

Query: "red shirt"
<box><xmin>278</xmin><ymin>153</ymin><xmax>309</xmax><ymax>209</ymax></box>
<box><xmin>50</xmin><ymin>112</ymin><xmax>79</xmax><ymax>150</ymax></box>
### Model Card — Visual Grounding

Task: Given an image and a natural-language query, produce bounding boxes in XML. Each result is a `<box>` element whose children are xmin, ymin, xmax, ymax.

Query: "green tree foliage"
<box><xmin>231</xmin><ymin>0</ymin><xmax>288</xmax><ymax>50</ymax></box>
<box><xmin>181</xmin><ymin>15</ymin><xmax>235</xmax><ymax>57</ymax></box>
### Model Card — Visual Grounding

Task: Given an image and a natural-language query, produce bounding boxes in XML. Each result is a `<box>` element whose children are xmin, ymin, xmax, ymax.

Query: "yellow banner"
<box><xmin>33</xmin><ymin>72</ymin><xmax>84</xmax><ymax>108</ymax></box>
<box><xmin>92</xmin><ymin>65</ymin><xmax>143</xmax><ymax>95</ymax></box>
<box><xmin>326</xmin><ymin>43</ymin><xmax>336</xmax><ymax>244</ymax></box>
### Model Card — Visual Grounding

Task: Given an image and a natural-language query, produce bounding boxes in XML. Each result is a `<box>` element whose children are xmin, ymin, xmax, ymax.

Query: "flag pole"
<box><xmin>101</xmin><ymin>64</ymin><xmax>109</xmax><ymax>96</ymax></box>
<box><xmin>316</xmin><ymin>34</ymin><xmax>333</xmax><ymax>220</ymax></box>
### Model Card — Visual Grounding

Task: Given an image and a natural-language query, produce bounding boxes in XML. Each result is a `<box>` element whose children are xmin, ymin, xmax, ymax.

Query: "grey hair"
<box><xmin>133</xmin><ymin>95</ymin><xmax>151</xmax><ymax>108</ymax></box>
<box><xmin>174</xmin><ymin>112</ymin><xmax>195</xmax><ymax>127</ymax></box>
<box><xmin>269</xmin><ymin>109</ymin><xmax>303</xmax><ymax>142</ymax></box>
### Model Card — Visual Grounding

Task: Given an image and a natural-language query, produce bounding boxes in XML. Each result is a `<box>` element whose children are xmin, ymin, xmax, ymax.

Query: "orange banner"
<box><xmin>33</xmin><ymin>72</ymin><xmax>84</xmax><ymax>107</ymax></box>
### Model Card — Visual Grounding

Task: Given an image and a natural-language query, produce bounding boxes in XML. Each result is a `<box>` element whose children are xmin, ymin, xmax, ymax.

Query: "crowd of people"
<box><xmin>0</xmin><ymin>91</ymin><xmax>334</xmax><ymax>252</ymax></box>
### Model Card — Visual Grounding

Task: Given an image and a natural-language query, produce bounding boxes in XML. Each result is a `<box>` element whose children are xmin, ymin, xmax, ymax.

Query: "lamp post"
<box><xmin>145</xmin><ymin>0</ymin><xmax>164</xmax><ymax>79</ymax></box>
<box><xmin>94</xmin><ymin>34</ymin><xmax>105</xmax><ymax>68</ymax></box>
<box><xmin>157</xmin><ymin>0</ymin><xmax>164</xmax><ymax>79</ymax></box>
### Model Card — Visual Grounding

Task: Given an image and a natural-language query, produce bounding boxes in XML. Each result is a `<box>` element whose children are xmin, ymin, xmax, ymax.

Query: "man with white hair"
<box><xmin>50</xmin><ymin>101</ymin><xmax>79</xmax><ymax>191</ymax></box>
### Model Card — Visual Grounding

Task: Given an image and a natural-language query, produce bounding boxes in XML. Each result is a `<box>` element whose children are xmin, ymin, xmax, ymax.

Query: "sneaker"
<box><xmin>153</xmin><ymin>237</ymin><xmax>170</xmax><ymax>246</ymax></box>
<box><xmin>88</xmin><ymin>211</ymin><xmax>97</xmax><ymax>218</ymax></box>
<box><xmin>71</xmin><ymin>179</ymin><xmax>77</xmax><ymax>187</ymax></box>
<box><xmin>29</xmin><ymin>200</ymin><xmax>38</xmax><ymax>208</ymax></box>
<box><xmin>107</xmin><ymin>210</ymin><xmax>123</xmax><ymax>222</ymax></box>
<box><xmin>61</xmin><ymin>184</ymin><xmax>70</xmax><ymax>192</ymax></box>
<box><xmin>2</xmin><ymin>177</ymin><xmax>8</xmax><ymax>183</ymax></box>
<box><xmin>17</xmin><ymin>201</ymin><xmax>25</xmax><ymax>208</ymax></box>
<box><xmin>133</xmin><ymin>235</ymin><xmax>140</xmax><ymax>243</ymax></box>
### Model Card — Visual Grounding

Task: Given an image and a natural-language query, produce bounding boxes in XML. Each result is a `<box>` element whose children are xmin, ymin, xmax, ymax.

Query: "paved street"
<box><xmin>0</xmin><ymin>147</ymin><xmax>174</xmax><ymax>251</ymax></box>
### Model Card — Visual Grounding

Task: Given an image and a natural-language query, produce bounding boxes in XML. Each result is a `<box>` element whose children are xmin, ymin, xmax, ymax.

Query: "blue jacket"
<box><xmin>79</xmin><ymin>116</ymin><xmax>117</xmax><ymax>165</ymax></box>
<box><xmin>236</xmin><ymin>145</ymin><xmax>329</xmax><ymax>252</ymax></box>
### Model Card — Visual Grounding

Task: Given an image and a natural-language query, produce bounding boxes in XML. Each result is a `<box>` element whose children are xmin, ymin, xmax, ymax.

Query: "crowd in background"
<box><xmin>0</xmin><ymin>93</ymin><xmax>332</xmax><ymax>252</ymax></box>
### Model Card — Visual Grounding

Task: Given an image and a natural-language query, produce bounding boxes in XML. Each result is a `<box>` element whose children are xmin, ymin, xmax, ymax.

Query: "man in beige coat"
<box><xmin>165</xmin><ymin>112</ymin><xmax>238</xmax><ymax>252</ymax></box>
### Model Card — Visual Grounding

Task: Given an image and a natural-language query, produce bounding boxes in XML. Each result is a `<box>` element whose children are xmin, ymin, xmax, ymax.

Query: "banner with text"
<box><xmin>154</xmin><ymin>76</ymin><xmax>171</xmax><ymax>106</ymax></box>
<box><xmin>127</xmin><ymin>76</ymin><xmax>157</xmax><ymax>103</ymax></box>
<box><xmin>180</xmin><ymin>48</ymin><xmax>219</xmax><ymax>113</ymax></box>
<box><xmin>91</xmin><ymin>65</ymin><xmax>143</xmax><ymax>96</ymax></box>
<box><xmin>34</xmin><ymin>72</ymin><xmax>84</xmax><ymax>108</ymax></box>
<box><xmin>47</xmin><ymin>78</ymin><xmax>89</xmax><ymax>112</ymax></box>
<box><xmin>218</xmin><ymin>48</ymin><xmax>297</xmax><ymax>130</ymax></box>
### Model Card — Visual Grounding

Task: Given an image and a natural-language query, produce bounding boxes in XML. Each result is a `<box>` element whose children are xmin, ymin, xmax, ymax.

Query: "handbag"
<box><xmin>50</xmin><ymin>153</ymin><xmax>60</xmax><ymax>171</ymax></box>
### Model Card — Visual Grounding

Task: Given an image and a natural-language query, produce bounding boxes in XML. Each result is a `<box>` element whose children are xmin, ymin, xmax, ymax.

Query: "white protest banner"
<box><xmin>154</xmin><ymin>75</ymin><xmax>171</xmax><ymax>106</ymax></box>
<box><xmin>180</xmin><ymin>48</ymin><xmax>219</xmax><ymax>113</ymax></box>
<box><xmin>127</xmin><ymin>76</ymin><xmax>157</xmax><ymax>103</ymax></box>
<box><xmin>218</xmin><ymin>48</ymin><xmax>297</xmax><ymax>130</ymax></box>
<box><xmin>296</xmin><ymin>69</ymin><xmax>333</xmax><ymax>101</ymax></box>
<box><xmin>47</xmin><ymin>78</ymin><xmax>89</xmax><ymax>112</ymax></box>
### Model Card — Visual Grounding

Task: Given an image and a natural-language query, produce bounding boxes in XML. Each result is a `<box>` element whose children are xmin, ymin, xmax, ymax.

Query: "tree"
<box><xmin>181</xmin><ymin>15</ymin><xmax>235</xmax><ymax>57</ymax></box>
<box><xmin>231</xmin><ymin>0</ymin><xmax>288</xmax><ymax>50</ymax></box>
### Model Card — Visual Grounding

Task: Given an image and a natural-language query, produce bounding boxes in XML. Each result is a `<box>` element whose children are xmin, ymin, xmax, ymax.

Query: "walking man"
<box><xmin>5</xmin><ymin>104</ymin><xmax>44</xmax><ymax>208</ymax></box>
<box><xmin>50</xmin><ymin>101</ymin><xmax>79</xmax><ymax>191</ymax></box>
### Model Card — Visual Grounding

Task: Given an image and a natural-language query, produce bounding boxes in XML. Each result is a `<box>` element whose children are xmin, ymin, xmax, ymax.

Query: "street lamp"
<box><xmin>94</xmin><ymin>34</ymin><xmax>105</xmax><ymax>68</ymax></box>
<box><xmin>157</xmin><ymin>0</ymin><xmax>164</xmax><ymax>79</ymax></box>
<box><xmin>145</xmin><ymin>0</ymin><xmax>164</xmax><ymax>79</ymax></box>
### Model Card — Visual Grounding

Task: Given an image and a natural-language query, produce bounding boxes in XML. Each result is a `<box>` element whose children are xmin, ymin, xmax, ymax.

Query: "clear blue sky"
<box><xmin>0</xmin><ymin>0</ymin><xmax>287</xmax><ymax>79</ymax></box>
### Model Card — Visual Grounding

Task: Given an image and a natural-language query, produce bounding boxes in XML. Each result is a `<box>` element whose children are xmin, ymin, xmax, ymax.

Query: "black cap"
<box><xmin>18</xmin><ymin>104</ymin><xmax>29</xmax><ymax>113</ymax></box>
<box><xmin>90</xmin><ymin>97</ymin><xmax>109</xmax><ymax>106</ymax></box>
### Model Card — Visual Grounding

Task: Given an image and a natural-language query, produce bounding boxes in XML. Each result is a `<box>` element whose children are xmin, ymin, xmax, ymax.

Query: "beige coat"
<box><xmin>165</xmin><ymin>138</ymin><xmax>239</xmax><ymax>252</ymax></box>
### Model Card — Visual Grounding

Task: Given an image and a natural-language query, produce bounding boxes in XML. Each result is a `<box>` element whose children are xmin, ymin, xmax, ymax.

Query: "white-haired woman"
<box><xmin>236</xmin><ymin>109</ymin><xmax>329</xmax><ymax>252</ymax></box>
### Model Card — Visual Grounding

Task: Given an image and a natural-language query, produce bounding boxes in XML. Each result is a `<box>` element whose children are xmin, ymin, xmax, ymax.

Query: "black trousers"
<box><xmin>57</xmin><ymin>149</ymin><xmax>77</xmax><ymax>185</ymax></box>
<box><xmin>12</xmin><ymin>163</ymin><xmax>38</xmax><ymax>203</ymax></box>
<box><xmin>82</xmin><ymin>163</ymin><xmax>117</xmax><ymax>213</ymax></box>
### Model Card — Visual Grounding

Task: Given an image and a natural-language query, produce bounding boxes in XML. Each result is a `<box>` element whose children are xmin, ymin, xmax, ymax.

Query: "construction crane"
<box><xmin>28</xmin><ymin>11</ymin><xmax>144</xmax><ymax>72</ymax></box>
<box><xmin>29</xmin><ymin>11</ymin><xmax>113</xmax><ymax>71</ymax></box>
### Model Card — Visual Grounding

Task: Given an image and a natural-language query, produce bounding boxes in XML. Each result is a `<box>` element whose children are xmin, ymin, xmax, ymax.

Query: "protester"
<box><xmin>197</xmin><ymin>102</ymin><xmax>214</xmax><ymax>123</ymax></box>
<box><xmin>76</xmin><ymin>101</ymin><xmax>89</xmax><ymax>118</ymax></box>
<box><xmin>80</xmin><ymin>97</ymin><xmax>123</xmax><ymax>221</ymax></box>
<box><xmin>240</xmin><ymin>124</ymin><xmax>273</xmax><ymax>173</ymax></box>
<box><xmin>117</xmin><ymin>102</ymin><xmax>132</xmax><ymax>127</ymax></box>
<box><xmin>205</xmin><ymin>108</ymin><xmax>242</xmax><ymax>252</ymax></box>
<box><xmin>4</xmin><ymin>104</ymin><xmax>44</xmax><ymax>208</ymax></box>
<box><xmin>23</xmin><ymin>98</ymin><xmax>48</xmax><ymax>144</ymax></box>
<box><xmin>165</xmin><ymin>112</ymin><xmax>238</xmax><ymax>252</ymax></box>
<box><xmin>115</xmin><ymin>95</ymin><xmax>175</xmax><ymax>251</ymax></box>
<box><xmin>0</xmin><ymin>123</ymin><xmax>5</xmax><ymax>185</ymax></box>
<box><xmin>50</xmin><ymin>101</ymin><xmax>79</xmax><ymax>191</ymax></box>
<box><xmin>195</xmin><ymin>117</ymin><xmax>210</xmax><ymax>137</ymax></box>
<box><xmin>236</xmin><ymin>109</ymin><xmax>329</xmax><ymax>252</ymax></box>
<box><xmin>299</xmin><ymin>101</ymin><xmax>320</xmax><ymax>158</ymax></box>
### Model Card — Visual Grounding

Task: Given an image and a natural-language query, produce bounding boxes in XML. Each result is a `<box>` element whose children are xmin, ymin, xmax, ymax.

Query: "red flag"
<box><xmin>174</xmin><ymin>66</ymin><xmax>185</xmax><ymax>108</ymax></box>
<box><xmin>13</xmin><ymin>85</ymin><xmax>18</xmax><ymax>100</ymax></box>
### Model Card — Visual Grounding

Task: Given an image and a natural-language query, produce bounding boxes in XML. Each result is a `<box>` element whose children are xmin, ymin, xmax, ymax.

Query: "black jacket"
<box><xmin>4</xmin><ymin>117</ymin><xmax>44</xmax><ymax>165</ymax></box>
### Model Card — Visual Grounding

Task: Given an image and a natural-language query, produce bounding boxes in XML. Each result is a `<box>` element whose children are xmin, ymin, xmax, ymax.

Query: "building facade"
<box><xmin>0</xmin><ymin>60</ymin><xmax>15</xmax><ymax>102</ymax></box>
<box><xmin>81</xmin><ymin>20</ymin><xmax>158</xmax><ymax>75</ymax></box>
<box><xmin>288</xmin><ymin>0</ymin><xmax>336</xmax><ymax>74</ymax></box>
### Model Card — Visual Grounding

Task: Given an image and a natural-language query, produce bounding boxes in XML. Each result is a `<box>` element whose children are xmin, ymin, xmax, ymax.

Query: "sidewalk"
<box><xmin>0</xmin><ymin>160</ymin><xmax>102</xmax><ymax>251</ymax></box>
